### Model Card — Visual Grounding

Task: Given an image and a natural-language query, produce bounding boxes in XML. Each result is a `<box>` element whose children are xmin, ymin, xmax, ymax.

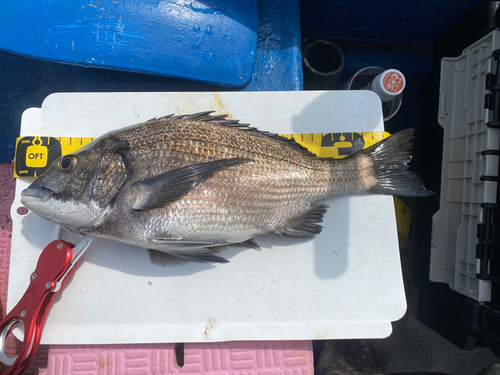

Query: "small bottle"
<box><xmin>345</xmin><ymin>66</ymin><xmax>406</xmax><ymax>121</ymax></box>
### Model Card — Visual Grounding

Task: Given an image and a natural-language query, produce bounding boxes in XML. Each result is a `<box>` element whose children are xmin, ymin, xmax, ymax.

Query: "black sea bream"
<box><xmin>21</xmin><ymin>112</ymin><xmax>432</xmax><ymax>266</ymax></box>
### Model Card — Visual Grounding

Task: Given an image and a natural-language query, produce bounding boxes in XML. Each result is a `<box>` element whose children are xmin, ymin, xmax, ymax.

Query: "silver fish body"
<box><xmin>21</xmin><ymin>112</ymin><xmax>432</xmax><ymax>266</ymax></box>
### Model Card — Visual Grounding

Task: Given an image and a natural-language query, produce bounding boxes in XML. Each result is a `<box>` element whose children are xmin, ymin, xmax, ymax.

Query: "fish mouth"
<box><xmin>21</xmin><ymin>187</ymin><xmax>54</xmax><ymax>204</ymax></box>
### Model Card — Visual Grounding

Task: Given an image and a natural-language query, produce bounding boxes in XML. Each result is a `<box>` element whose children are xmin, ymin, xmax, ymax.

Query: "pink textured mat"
<box><xmin>43</xmin><ymin>341</ymin><xmax>313</xmax><ymax>375</ymax></box>
<box><xmin>0</xmin><ymin>164</ymin><xmax>15</xmax><ymax>317</ymax></box>
<box><xmin>1</xmin><ymin>163</ymin><xmax>314</xmax><ymax>374</ymax></box>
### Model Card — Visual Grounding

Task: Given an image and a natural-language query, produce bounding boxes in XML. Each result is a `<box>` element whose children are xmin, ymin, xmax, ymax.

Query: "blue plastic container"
<box><xmin>0</xmin><ymin>0</ymin><xmax>258</xmax><ymax>87</ymax></box>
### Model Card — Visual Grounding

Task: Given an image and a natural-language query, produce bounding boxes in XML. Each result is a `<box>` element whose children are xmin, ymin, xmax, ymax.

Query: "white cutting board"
<box><xmin>9</xmin><ymin>91</ymin><xmax>406</xmax><ymax>344</ymax></box>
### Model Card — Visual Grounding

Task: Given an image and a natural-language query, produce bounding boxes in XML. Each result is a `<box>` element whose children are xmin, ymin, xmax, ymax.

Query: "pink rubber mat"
<box><xmin>0</xmin><ymin>163</ymin><xmax>314</xmax><ymax>374</ymax></box>
<box><xmin>43</xmin><ymin>341</ymin><xmax>313</xmax><ymax>375</ymax></box>
<box><xmin>0</xmin><ymin>164</ymin><xmax>15</xmax><ymax>319</ymax></box>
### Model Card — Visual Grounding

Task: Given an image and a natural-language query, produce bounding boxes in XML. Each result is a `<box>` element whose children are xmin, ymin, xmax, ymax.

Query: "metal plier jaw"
<box><xmin>0</xmin><ymin>226</ymin><xmax>92</xmax><ymax>375</ymax></box>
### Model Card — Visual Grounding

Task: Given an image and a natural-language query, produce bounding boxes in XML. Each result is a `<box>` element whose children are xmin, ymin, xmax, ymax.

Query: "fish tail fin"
<box><xmin>359</xmin><ymin>129</ymin><xmax>433</xmax><ymax>197</ymax></box>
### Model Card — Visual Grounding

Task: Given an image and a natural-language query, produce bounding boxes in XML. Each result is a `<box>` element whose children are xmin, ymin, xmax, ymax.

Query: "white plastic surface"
<box><xmin>432</xmin><ymin>30</ymin><xmax>500</xmax><ymax>302</ymax></box>
<box><xmin>9</xmin><ymin>91</ymin><xmax>406</xmax><ymax>344</ymax></box>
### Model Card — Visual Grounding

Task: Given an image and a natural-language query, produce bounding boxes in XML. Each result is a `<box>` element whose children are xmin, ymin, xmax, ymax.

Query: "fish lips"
<box><xmin>21</xmin><ymin>187</ymin><xmax>54</xmax><ymax>205</ymax></box>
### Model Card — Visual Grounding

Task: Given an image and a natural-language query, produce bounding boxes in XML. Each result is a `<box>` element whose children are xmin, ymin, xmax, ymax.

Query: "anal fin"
<box><xmin>209</xmin><ymin>238</ymin><xmax>262</xmax><ymax>252</ymax></box>
<box><xmin>276</xmin><ymin>204</ymin><xmax>329</xmax><ymax>238</ymax></box>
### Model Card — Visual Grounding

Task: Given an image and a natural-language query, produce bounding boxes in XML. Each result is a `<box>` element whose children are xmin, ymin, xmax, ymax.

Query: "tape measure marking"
<box><xmin>280</xmin><ymin>131</ymin><xmax>389</xmax><ymax>158</ymax></box>
<box><xmin>394</xmin><ymin>196</ymin><xmax>413</xmax><ymax>247</ymax></box>
<box><xmin>14</xmin><ymin>137</ymin><xmax>95</xmax><ymax>178</ymax></box>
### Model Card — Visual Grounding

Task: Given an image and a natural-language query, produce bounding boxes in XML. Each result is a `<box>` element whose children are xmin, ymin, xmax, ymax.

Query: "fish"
<box><xmin>21</xmin><ymin>111</ymin><xmax>432</xmax><ymax>266</ymax></box>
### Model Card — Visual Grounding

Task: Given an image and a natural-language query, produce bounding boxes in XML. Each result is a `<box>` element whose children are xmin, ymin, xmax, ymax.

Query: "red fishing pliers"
<box><xmin>0</xmin><ymin>229</ymin><xmax>92</xmax><ymax>375</ymax></box>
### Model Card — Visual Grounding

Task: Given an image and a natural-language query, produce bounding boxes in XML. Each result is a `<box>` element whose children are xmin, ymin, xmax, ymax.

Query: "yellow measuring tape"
<box><xmin>280</xmin><ymin>131</ymin><xmax>389</xmax><ymax>158</ymax></box>
<box><xmin>14</xmin><ymin>132</ymin><xmax>390</xmax><ymax>177</ymax></box>
<box><xmin>13</xmin><ymin>131</ymin><xmax>412</xmax><ymax>245</ymax></box>
<box><xmin>14</xmin><ymin>136</ymin><xmax>95</xmax><ymax>178</ymax></box>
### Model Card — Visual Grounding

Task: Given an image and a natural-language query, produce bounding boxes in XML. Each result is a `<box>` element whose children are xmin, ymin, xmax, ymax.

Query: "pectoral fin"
<box><xmin>148</xmin><ymin>249</ymin><xmax>229</xmax><ymax>267</ymax></box>
<box><xmin>147</xmin><ymin>238</ymin><xmax>261</xmax><ymax>267</ymax></box>
<box><xmin>132</xmin><ymin>158</ymin><xmax>249</xmax><ymax>211</ymax></box>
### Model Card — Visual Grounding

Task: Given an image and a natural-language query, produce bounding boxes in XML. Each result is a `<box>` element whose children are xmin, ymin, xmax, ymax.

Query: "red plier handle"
<box><xmin>0</xmin><ymin>235</ymin><xmax>92</xmax><ymax>375</ymax></box>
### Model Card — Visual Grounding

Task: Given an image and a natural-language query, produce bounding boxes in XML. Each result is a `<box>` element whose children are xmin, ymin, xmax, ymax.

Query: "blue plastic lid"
<box><xmin>0</xmin><ymin>0</ymin><xmax>258</xmax><ymax>87</ymax></box>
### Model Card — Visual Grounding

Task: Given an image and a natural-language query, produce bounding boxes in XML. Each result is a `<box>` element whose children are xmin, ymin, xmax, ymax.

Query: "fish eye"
<box><xmin>58</xmin><ymin>155</ymin><xmax>77</xmax><ymax>172</ymax></box>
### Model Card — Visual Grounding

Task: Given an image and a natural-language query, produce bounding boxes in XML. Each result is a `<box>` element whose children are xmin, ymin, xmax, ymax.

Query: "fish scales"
<box><xmin>117</xmin><ymin>119</ymin><xmax>326</xmax><ymax>168</ymax></box>
<box><xmin>20</xmin><ymin>113</ymin><xmax>432</xmax><ymax>266</ymax></box>
<box><xmin>108</xmin><ymin>120</ymin><xmax>341</xmax><ymax>237</ymax></box>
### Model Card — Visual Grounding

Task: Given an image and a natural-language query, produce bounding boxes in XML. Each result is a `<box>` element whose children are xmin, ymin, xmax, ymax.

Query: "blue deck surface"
<box><xmin>0</xmin><ymin>0</ymin><xmax>258</xmax><ymax>87</ymax></box>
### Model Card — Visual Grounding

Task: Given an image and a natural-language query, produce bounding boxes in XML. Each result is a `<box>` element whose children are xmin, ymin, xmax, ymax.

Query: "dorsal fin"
<box><xmin>149</xmin><ymin>111</ymin><xmax>317</xmax><ymax>156</ymax></box>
